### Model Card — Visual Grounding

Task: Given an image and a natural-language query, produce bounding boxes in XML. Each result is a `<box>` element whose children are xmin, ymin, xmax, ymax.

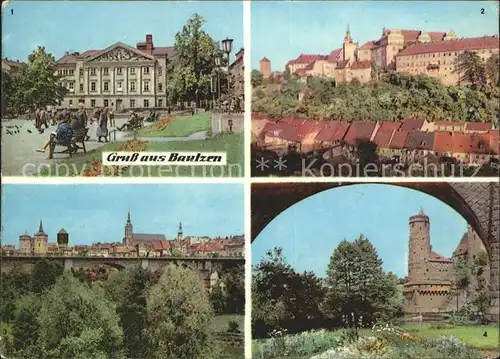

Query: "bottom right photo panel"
<box><xmin>251</xmin><ymin>182</ymin><xmax>499</xmax><ymax>359</ymax></box>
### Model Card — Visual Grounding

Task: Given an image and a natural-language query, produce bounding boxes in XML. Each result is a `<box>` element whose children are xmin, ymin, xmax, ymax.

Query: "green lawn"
<box><xmin>402</xmin><ymin>323</ymin><xmax>499</xmax><ymax>350</ymax></box>
<box><xmin>38</xmin><ymin>133</ymin><xmax>244</xmax><ymax>177</ymax></box>
<box><xmin>136</xmin><ymin>112</ymin><xmax>212</xmax><ymax>137</ymax></box>
<box><xmin>212</xmin><ymin>315</ymin><xmax>244</xmax><ymax>359</ymax></box>
<box><xmin>211</xmin><ymin>314</ymin><xmax>245</xmax><ymax>332</ymax></box>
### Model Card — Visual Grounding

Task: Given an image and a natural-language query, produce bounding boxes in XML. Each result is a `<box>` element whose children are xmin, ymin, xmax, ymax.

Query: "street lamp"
<box><xmin>215</xmin><ymin>56</ymin><xmax>221</xmax><ymax>102</ymax></box>
<box><xmin>221</xmin><ymin>37</ymin><xmax>234</xmax><ymax>70</ymax></box>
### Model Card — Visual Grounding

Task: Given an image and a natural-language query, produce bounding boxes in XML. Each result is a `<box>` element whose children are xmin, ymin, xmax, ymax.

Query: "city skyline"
<box><xmin>251</xmin><ymin>1</ymin><xmax>499</xmax><ymax>70</ymax></box>
<box><xmin>2</xmin><ymin>184</ymin><xmax>244</xmax><ymax>247</ymax></box>
<box><xmin>252</xmin><ymin>184</ymin><xmax>468</xmax><ymax>279</ymax></box>
<box><xmin>2</xmin><ymin>1</ymin><xmax>243</xmax><ymax>62</ymax></box>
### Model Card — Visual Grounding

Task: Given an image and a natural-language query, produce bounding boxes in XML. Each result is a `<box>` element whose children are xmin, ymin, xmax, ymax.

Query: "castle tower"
<box><xmin>260</xmin><ymin>57</ymin><xmax>271</xmax><ymax>79</ymax></box>
<box><xmin>408</xmin><ymin>207</ymin><xmax>431</xmax><ymax>282</ymax></box>
<box><xmin>57</xmin><ymin>228</ymin><xmax>69</xmax><ymax>248</ymax></box>
<box><xmin>343</xmin><ymin>24</ymin><xmax>352</xmax><ymax>43</ymax></box>
<box><xmin>124</xmin><ymin>210</ymin><xmax>133</xmax><ymax>247</ymax></box>
<box><xmin>19</xmin><ymin>231</ymin><xmax>32</xmax><ymax>254</ymax></box>
<box><xmin>177</xmin><ymin>222</ymin><xmax>183</xmax><ymax>241</ymax></box>
<box><xmin>342</xmin><ymin>24</ymin><xmax>357</xmax><ymax>64</ymax></box>
<box><xmin>33</xmin><ymin>219</ymin><xmax>48</xmax><ymax>255</ymax></box>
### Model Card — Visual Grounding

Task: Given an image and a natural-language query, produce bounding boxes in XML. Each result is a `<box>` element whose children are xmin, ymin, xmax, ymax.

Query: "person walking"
<box><xmin>75</xmin><ymin>103</ymin><xmax>90</xmax><ymax>140</ymax></box>
<box><xmin>96</xmin><ymin>108</ymin><xmax>109</xmax><ymax>142</ymax></box>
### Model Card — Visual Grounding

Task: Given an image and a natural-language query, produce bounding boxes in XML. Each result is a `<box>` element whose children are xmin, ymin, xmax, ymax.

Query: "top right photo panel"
<box><xmin>251</xmin><ymin>1</ymin><xmax>500</xmax><ymax>178</ymax></box>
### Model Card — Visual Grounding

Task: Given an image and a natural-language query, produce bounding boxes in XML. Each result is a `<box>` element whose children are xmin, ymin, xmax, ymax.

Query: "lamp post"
<box><xmin>221</xmin><ymin>37</ymin><xmax>234</xmax><ymax>72</ymax></box>
<box><xmin>215</xmin><ymin>56</ymin><xmax>221</xmax><ymax>102</ymax></box>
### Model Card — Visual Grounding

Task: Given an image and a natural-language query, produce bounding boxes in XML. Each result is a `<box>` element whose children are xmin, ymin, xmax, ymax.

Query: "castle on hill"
<box><xmin>403</xmin><ymin>207</ymin><xmax>490</xmax><ymax>314</ymax></box>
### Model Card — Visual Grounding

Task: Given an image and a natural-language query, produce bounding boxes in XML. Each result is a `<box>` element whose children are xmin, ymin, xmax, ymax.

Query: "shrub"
<box><xmin>227</xmin><ymin>320</ymin><xmax>240</xmax><ymax>333</ymax></box>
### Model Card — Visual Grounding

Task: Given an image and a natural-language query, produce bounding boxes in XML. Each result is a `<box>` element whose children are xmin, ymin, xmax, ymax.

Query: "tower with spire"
<box><xmin>342</xmin><ymin>24</ymin><xmax>357</xmax><ymax>64</ymax></box>
<box><xmin>33</xmin><ymin>219</ymin><xmax>48</xmax><ymax>254</ymax></box>
<box><xmin>124</xmin><ymin>210</ymin><xmax>133</xmax><ymax>247</ymax></box>
<box><xmin>177</xmin><ymin>222</ymin><xmax>183</xmax><ymax>241</ymax></box>
<box><xmin>344</xmin><ymin>24</ymin><xmax>352</xmax><ymax>43</ymax></box>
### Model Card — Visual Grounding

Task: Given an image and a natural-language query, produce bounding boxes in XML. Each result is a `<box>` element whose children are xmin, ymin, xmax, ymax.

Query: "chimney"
<box><xmin>146</xmin><ymin>34</ymin><xmax>153</xmax><ymax>55</ymax></box>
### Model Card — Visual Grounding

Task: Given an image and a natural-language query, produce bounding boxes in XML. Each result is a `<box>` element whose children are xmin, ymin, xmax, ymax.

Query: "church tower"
<box><xmin>33</xmin><ymin>219</ymin><xmax>48</xmax><ymax>255</ymax></box>
<box><xmin>408</xmin><ymin>207</ymin><xmax>431</xmax><ymax>282</ymax></box>
<box><xmin>342</xmin><ymin>24</ymin><xmax>357</xmax><ymax>63</ymax></box>
<box><xmin>177</xmin><ymin>222</ymin><xmax>183</xmax><ymax>241</ymax></box>
<box><xmin>124</xmin><ymin>210</ymin><xmax>133</xmax><ymax>247</ymax></box>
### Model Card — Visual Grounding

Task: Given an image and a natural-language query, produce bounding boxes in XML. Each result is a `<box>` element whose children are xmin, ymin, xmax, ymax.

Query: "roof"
<box><xmin>429</xmin><ymin>250</ymin><xmax>452</xmax><ymax>263</ymax></box>
<box><xmin>379</xmin><ymin>122</ymin><xmax>402</xmax><ymax>131</ymax></box>
<box><xmin>405</xmin><ymin>131</ymin><xmax>435</xmax><ymax>150</ymax></box>
<box><xmin>490</xmin><ymin>130</ymin><xmax>499</xmax><ymax>154</ymax></box>
<box><xmin>260</xmin><ymin>57</ymin><xmax>270</xmax><ymax>62</ymax></box>
<box><xmin>344</xmin><ymin>121</ymin><xmax>377</xmax><ymax>145</ymax></box>
<box><xmin>316</xmin><ymin>121</ymin><xmax>351</xmax><ymax>142</ymax></box>
<box><xmin>373</xmin><ymin>129</ymin><xmax>394</xmax><ymax>148</ymax></box>
<box><xmin>469</xmin><ymin>133</ymin><xmax>491</xmax><ymax>154</ymax></box>
<box><xmin>388</xmin><ymin>130</ymin><xmax>409</xmax><ymax>149</ymax></box>
<box><xmin>58</xmin><ymin>228</ymin><xmax>68</xmax><ymax>234</ymax></box>
<box><xmin>401</xmin><ymin>117</ymin><xmax>426</xmax><ymax>131</ymax></box>
<box><xmin>86</xmin><ymin>42</ymin><xmax>155</xmax><ymax>62</ymax></box>
<box><xmin>289</xmin><ymin>53</ymin><xmax>328</xmax><ymax>65</ymax></box>
<box><xmin>397</xmin><ymin>35</ymin><xmax>499</xmax><ymax>56</ymax></box>
<box><xmin>132</xmin><ymin>233</ymin><xmax>167</xmax><ymax>242</ymax></box>
<box><xmin>433</xmin><ymin>131</ymin><xmax>454</xmax><ymax>152</ymax></box>
<box><xmin>151</xmin><ymin>240</ymin><xmax>171</xmax><ymax>250</ymax></box>
<box><xmin>359</xmin><ymin>41</ymin><xmax>377</xmax><ymax>50</ymax></box>
<box><xmin>453</xmin><ymin>232</ymin><xmax>469</xmax><ymax>257</ymax></box>
<box><xmin>434</xmin><ymin>121</ymin><xmax>465</xmax><ymax>129</ymax></box>
<box><xmin>152</xmin><ymin>46</ymin><xmax>175</xmax><ymax>57</ymax></box>
<box><xmin>350</xmin><ymin>60</ymin><xmax>372</xmax><ymax>70</ymax></box>
<box><xmin>336</xmin><ymin>59</ymin><xmax>350</xmax><ymax>69</ymax></box>
<box><xmin>2</xmin><ymin>58</ymin><xmax>27</xmax><ymax>68</ymax></box>
<box><xmin>465</xmin><ymin>122</ymin><xmax>492</xmax><ymax>131</ymax></box>
<box><xmin>327</xmin><ymin>48</ymin><xmax>342</xmax><ymax>62</ymax></box>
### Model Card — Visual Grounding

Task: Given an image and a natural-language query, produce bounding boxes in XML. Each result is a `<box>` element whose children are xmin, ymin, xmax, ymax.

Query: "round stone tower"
<box><xmin>408</xmin><ymin>207</ymin><xmax>431</xmax><ymax>282</ymax></box>
<box><xmin>19</xmin><ymin>231</ymin><xmax>32</xmax><ymax>254</ymax></box>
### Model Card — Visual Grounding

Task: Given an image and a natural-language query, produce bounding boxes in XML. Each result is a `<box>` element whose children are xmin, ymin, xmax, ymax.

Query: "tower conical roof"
<box><xmin>58</xmin><ymin>228</ymin><xmax>67</xmax><ymax>234</ymax></box>
<box><xmin>35</xmin><ymin>219</ymin><xmax>47</xmax><ymax>235</ymax></box>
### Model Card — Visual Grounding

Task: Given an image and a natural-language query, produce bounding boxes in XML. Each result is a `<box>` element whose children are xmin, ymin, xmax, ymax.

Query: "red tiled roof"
<box><xmin>397</xmin><ymin>36</ymin><xmax>499</xmax><ymax>56</ymax></box>
<box><xmin>405</xmin><ymin>131</ymin><xmax>435</xmax><ymax>150</ymax></box>
<box><xmin>465</xmin><ymin>122</ymin><xmax>492</xmax><ymax>131</ymax></box>
<box><xmin>373</xmin><ymin>129</ymin><xmax>394</xmax><ymax>148</ymax></box>
<box><xmin>316</xmin><ymin>122</ymin><xmax>350</xmax><ymax>142</ymax></box>
<box><xmin>262</xmin><ymin>122</ymin><xmax>287</xmax><ymax>138</ymax></box>
<box><xmin>152</xmin><ymin>46</ymin><xmax>175</xmax><ymax>57</ymax></box>
<box><xmin>280</xmin><ymin>125</ymin><xmax>302</xmax><ymax>142</ymax></box>
<box><xmin>344</xmin><ymin>121</ymin><xmax>377</xmax><ymax>145</ymax></box>
<box><xmin>336</xmin><ymin>59</ymin><xmax>349</xmax><ymax>69</ymax></box>
<box><xmin>469</xmin><ymin>133</ymin><xmax>491</xmax><ymax>154</ymax></box>
<box><xmin>133</xmin><ymin>233</ymin><xmax>167</xmax><ymax>242</ymax></box>
<box><xmin>452</xmin><ymin>132</ymin><xmax>470</xmax><ymax>153</ymax></box>
<box><xmin>433</xmin><ymin>131</ymin><xmax>454</xmax><ymax>152</ymax></box>
<box><xmin>401</xmin><ymin>117</ymin><xmax>425</xmax><ymax>131</ymax></box>
<box><xmin>490</xmin><ymin>130</ymin><xmax>499</xmax><ymax>154</ymax></box>
<box><xmin>350</xmin><ymin>60</ymin><xmax>372</xmax><ymax>70</ymax></box>
<box><xmin>290</xmin><ymin>54</ymin><xmax>328</xmax><ymax>65</ymax></box>
<box><xmin>260</xmin><ymin>57</ymin><xmax>270</xmax><ymax>62</ymax></box>
<box><xmin>388</xmin><ymin>130</ymin><xmax>409</xmax><ymax>149</ymax></box>
<box><xmin>328</xmin><ymin>48</ymin><xmax>342</xmax><ymax>62</ymax></box>
<box><xmin>429</xmin><ymin>32</ymin><xmax>447</xmax><ymax>42</ymax></box>
<box><xmin>359</xmin><ymin>41</ymin><xmax>377</xmax><ymax>50</ymax></box>
<box><xmin>379</xmin><ymin>122</ymin><xmax>402</xmax><ymax>131</ymax></box>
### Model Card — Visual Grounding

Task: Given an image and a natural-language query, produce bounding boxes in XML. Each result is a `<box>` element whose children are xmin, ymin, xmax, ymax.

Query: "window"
<box><xmin>103</xmin><ymin>81</ymin><xmax>109</xmax><ymax>92</ymax></box>
<box><xmin>103</xmin><ymin>67</ymin><xmax>109</xmax><ymax>75</ymax></box>
<box><xmin>158</xmin><ymin>83</ymin><xmax>162</xmax><ymax>91</ymax></box>
<box><xmin>117</xmin><ymin>81</ymin><xmax>123</xmax><ymax>91</ymax></box>
<box><xmin>144</xmin><ymin>81</ymin><xmax>150</xmax><ymax>92</ymax></box>
<box><xmin>69</xmin><ymin>100</ymin><xmax>73</xmax><ymax>106</ymax></box>
<box><xmin>144</xmin><ymin>99</ymin><xmax>149</xmax><ymax>108</ymax></box>
<box><xmin>158</xmin><ymin>99</ymin><xmax>163</xmax><ymax>107</ymax></box>
<box><xmin>130</xmin><ymin>67</ymin><xmax>136</xmax><ymax>75</ymax></box>
<box><xmin>130</xmin><ymin>99</ymin><xmax>135</xmax><ymax>108</ymax></box>
<box><xmin>104</xmin><ymin>99</ymin><xmax>109</xmax><ymax>107</ymax></box>
<box><xmin>79</xmin><ymin>83</ymin><xmax>84</xmax><ymax>92</ymax></box>
<box><xmin>90</xmin><ymin>68</ymin><xmax>96</xmax><ymax>76</ymax></box>
<box><xmin>143</xmin><ymin>67</ymin><xmax>149</xmax><ymax>74</ymax></box>
<box><xmin>90</xmin><ymin>81</ymin><xmax>96</xmax><ymax>92</ymax></box>
<box><xmin>68</xmin><ymin>82</ymin><xmax>74</xmax><ymax>90</ymax></box>
<box><xmin>79</xmin><ymin>68</ymin><xmax>84</xmax><ymax>77</ymax></box>
<box><xmin>158</xmin><ymin>67</ymin><xmax>162</xmax><ymax>76</ymax></box>
<box><xmin>91</xmin><ymin>99</ymin><xmax>96</xmax><ymax>107</ymax></box>
<box><xmin>130</xmin><ymin>81</ymin><xmax>136</xmax><ymax>92</ymax></box>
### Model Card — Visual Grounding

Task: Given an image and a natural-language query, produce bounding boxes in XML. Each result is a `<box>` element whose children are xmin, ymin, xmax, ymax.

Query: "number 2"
<box><xmin>481</xmin><ymin>8</ymin><xmax>485</xmax><ymax>14</ymax></box>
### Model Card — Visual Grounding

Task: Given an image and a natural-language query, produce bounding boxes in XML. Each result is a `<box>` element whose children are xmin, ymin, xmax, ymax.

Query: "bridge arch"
<box><xmin>252</xmin><ymin>182</ymin><xmax>499</xmax><ymax>321</ymax></box>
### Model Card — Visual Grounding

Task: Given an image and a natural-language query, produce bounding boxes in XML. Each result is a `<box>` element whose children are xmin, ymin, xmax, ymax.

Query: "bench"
<box><xmin>48</xmin><ymin>128</ymin><xmax>88</xmax><ymax>159</ymax></box>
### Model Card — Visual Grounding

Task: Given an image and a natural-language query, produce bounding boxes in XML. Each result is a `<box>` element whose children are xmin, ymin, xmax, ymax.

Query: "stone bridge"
<box><xmin>0</xmin><ymin>255</ymin><xmax>243</xmax><ymax>274</ymax></box>
<box><xmin>251</xmin><ymin>182</ymin><xmax>499</xmax><ymax>322</ymax></box>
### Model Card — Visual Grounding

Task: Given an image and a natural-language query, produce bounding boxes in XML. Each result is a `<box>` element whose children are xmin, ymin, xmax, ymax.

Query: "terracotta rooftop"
<box><xmin>372</xmin><ymin>129</ymin><xmax>394</xmax><ymax>148</ymax></box>
<box><xmin>260</xmin><ymin>56</ymin><xmax>270</xmax><ymax>62</ymax></box>
<box><xmin>289</xmin><ymin>54</ymin><xmax>328</xmax><ymax>65</ymax></box>
<box><xmin>132</xmin><ymin>233</ymin><xmax>167</xmax><ymax>243</ymax></box>
<box><xmin>397</xmin><ymin>35</ymin><xmax>499</xmax><ymax>56</ymax></box>
<box><xmin>388</xmin><ymin>131</ymin><xmax>409</xmax><ymax>149</ymax></box>
<box><xmin>379</xmin><ymin>122</ymin><xmax>402</xmax><ymax>131</ymax></box>
<box><xmin>350</xmin><ymin>60</ymin><xmax>372</xmax><ymax>70</ymax></box>
<box><xmin>490</xmin><ymin>130</ymin><xmax>499</xmax><ymax>154</ymax></box>
<box><xmin>328</xmin><ymin>48</ymin><xmax>342</xmax><ymax>62</ymax></box>
<box><xmin>344</xmin><ymin>121</ymin><xmax>377</xmax><ymax>145</ymax></box>
<box><xmin>465</xmin><ymin>122</ymin><xmax>493</xmax><ymax>131</ymax></box>
<box><xmin>405</xmin><ymin>131</ymin><xmax>435</xmax><ymax>150</ymax></box>
<box><xmin>359</xmin><ymin>41</ymin><xmax>377</xmax><ymax>50</ymax></box>
<box><xmin>336</xmin><ymin>59</ymin><xmax>350</xmax><ymax>69</ymax></box>
<box><xmin>452</xmin><ymin>132</ymin><xmax>470</xmax><ymax>153</ymax></box>
<box><xmin>433</xmin><ymin>131</ymin><xmax>454</xmax><ymax>152</ymax></box>
<box><xmin>400</xmin><ymin>117</ymin><xmax>425</xmax><ymax>131</ymax></box>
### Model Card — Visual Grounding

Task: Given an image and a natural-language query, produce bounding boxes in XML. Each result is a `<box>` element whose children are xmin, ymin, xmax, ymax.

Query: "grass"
<box><xmin>38</xmin><ymin>133</ymin><xmax>244</xmax><ymax>177</ymax></box>
<box><xmin>402</xmin><ymin>323</ymin><xmax>499</xmax><ymax>350</ymax></box>
<box><xmin>212</xmin><ymin>315</ymin><xmax>244</xmax><ymax>359</ymax></box>
<box><xmin>136</xmin><ymin>113</ymin><xmax>212</xmax><ymax>137</ymax></box>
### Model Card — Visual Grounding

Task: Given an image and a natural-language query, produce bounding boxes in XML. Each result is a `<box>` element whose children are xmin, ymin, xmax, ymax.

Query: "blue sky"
<box><xmin>2</xmin><ymin>1</ymin><xmax>243</xmax><ymax>62</ymax></box>
<box><xmin>251</xmin><ymin>1</ymin><xmax>499</xmax><ymax>70</ymax></box>
<box><xmin>252</xmin><ymin>184</ymin><xmax>468</xmax><ymax>279</ymax></box>
<box><xmin>1</xmin><ymin>184</ymin><xmax>244</xmax><ymax>247</ymax></box>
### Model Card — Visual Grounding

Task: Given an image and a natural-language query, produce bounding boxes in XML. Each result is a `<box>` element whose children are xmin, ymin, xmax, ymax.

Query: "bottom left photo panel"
<box><xmin>0</xmin><ymin>183</ymin><xmax>245</xmax><ymax>359</ymax></box>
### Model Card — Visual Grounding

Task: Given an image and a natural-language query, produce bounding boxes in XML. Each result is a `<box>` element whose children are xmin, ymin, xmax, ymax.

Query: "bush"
<box><xmin>227</xmin><ymin>320</ymin><xmax>240</xmax><ymax>333</ymax></box>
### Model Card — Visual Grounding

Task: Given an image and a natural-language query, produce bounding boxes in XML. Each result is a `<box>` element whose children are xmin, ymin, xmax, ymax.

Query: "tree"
<box><xmin>143</xmin><ymin>265</ymin><xmax>215</xmax><ymax>359</ymax></box>
<box><xmin>453</xmin><ymin>51</ymin><xmax>486</xmax><ymax>87</ymax></box>
<box><xmin>11</xmin><ymin>294</ymin><xmax>42</xmax><ymax>357</ymax></box>
<box><xmin>325</xmin><ymin>235</ymin><xmax>404</xmax><ymax>325</ymax></box>
<box><xmin>36</xmin><ymin>272</ymin><xmax>125</xmax><ymax>358</ymax></box>
<box><xmin>166</xmin><ymin>14</ymin><xmax>222</xmax><ymax>107</ymax></box>
<box><xmin>221</xmin><ymin>265</ymin><xmax>245</xmax><ymax>314</ymax></box>
<box><xmin>485</xmin><ymin>54</ymin><xmax>499</xmax><ymax>87</ymax></box>
<box><xmin>105</xmin><ymin>265</ymin><xmax>152</xmax><ymax>358</ymax></box>
<box><xmin>29</xmin><ymin>259</ymin><xmax>64</xmax><ymax>294</ymax></box>
<box><xmin>209</xmin><ymin>279</ymin><xmax>226</xmax><ymax>314</ymax></box>
<box><xmin>370</xmin><ymin>60</ymin><xmax>379</xmax><ymax>82</ymax></box>
<box><xmin>251</xmin><ymin>70</ymin><xmax>263</xmax><ymax>87</ymax></box>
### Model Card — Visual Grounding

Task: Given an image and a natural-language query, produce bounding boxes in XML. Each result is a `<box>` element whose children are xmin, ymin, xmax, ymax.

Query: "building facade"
<box><xmin>55</xmin><ymin>34</ymin><xmax>174</xmax><ymax>111</ymax></box>
<box><xmin>395</xmin><ymin>36</ymin><xmax>499</xmax><ymax>85</ymax></box>
<box><xmin>229</xmin><ymin>48</ymin><xmax>245</xmax><ymax>99</ymax></box>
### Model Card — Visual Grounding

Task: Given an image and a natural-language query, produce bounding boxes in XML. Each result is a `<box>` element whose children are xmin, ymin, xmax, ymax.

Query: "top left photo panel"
<box><xmin>1</xmin><ymin>1</ymin><xmax>244</xmax><ymax>178</ymax></box>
